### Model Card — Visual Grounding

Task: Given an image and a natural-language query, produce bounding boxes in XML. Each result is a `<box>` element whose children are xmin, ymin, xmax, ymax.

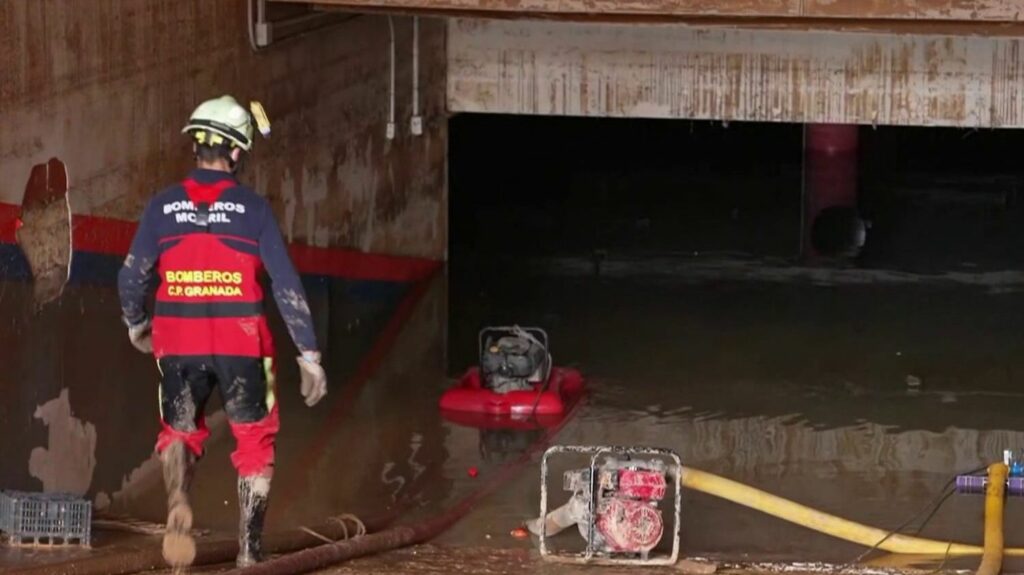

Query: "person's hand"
<box><xmin>297</xmin><ymin>351</ymin><xmax>327</xmax><ymax>407</ymax></box>
<box><xmin>126</xmin><ymin>317</ymin><xmax>153</xmax><ymax>354</ymax></box>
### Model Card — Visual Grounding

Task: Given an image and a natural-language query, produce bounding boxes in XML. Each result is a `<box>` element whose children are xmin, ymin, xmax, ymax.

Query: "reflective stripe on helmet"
<box><xmin>185</xmin><ymin>118</ymin><xmax>252</xmax><ymax>149</ymax></box>
<box><xmin>182</xmin><ymin>95</ymin><xmax>256</xmax><ymax>151</ymax></box>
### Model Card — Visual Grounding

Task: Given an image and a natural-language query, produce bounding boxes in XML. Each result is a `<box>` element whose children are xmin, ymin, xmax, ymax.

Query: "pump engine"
<box><xmin>537</xmin><ymin>445</ymin><xmax>682</xmax><ymax>566</ymax></box>
<box><xmin>563</xmin><ymin>458</ymin><xmax>667</xmax><ymax>555</ymax></box>
<box><xmin>479</xmin><ymin>326</ymin><xmax>551</xmax><ymax>393</ymax></box>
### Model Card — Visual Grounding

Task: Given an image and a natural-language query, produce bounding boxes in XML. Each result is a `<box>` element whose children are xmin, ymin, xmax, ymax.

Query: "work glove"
<box><xmin>297</xmin><ymin>351</ymin><xmax>327</xmax><ymax>407</ymax></box>
<box><xmin>125</xmin><ymin>316</ymin><xmax>153</xmax><ymax>354</ymax></box>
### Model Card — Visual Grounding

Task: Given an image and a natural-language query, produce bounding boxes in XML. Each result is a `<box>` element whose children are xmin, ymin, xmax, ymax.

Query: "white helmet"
<box><xmin>182</xmin><ymin>95</ymin><xmax>255</xmax><ymax>151</ymax></box>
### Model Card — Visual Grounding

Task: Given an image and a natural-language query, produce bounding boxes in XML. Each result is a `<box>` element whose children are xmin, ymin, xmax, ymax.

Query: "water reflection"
<box><xmin>478</xmin><ymin>429</ymin><xmax>546</xmax><ymax>464</ymax></box>
<box><xmin>440</xmin><ymin>260</ymin><xmax>1024</xmax><ymax>562</ymax></box>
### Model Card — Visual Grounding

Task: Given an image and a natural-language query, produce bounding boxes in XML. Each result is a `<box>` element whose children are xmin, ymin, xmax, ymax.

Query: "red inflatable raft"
<box><xmin>438</xmin><ymin>362</ymin><xmax>585</xmax><ymax>421</ymax></box>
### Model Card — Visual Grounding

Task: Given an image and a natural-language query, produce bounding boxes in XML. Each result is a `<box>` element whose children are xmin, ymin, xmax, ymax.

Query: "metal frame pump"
<box><xmin>535</xmin><ymin>444</ymin><xmax>1022</xmax><ymax>573</ymax></box>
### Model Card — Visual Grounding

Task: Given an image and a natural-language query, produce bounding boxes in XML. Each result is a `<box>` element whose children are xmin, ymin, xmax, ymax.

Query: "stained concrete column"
<box><xmin>803</xmin><ymin>124</ymin><xmax>859</xmax><ymax>259</ymax></box>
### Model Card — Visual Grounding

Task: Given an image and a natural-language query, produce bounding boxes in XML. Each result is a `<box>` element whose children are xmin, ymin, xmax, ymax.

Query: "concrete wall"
<box><xmin>0</xmin><ymin>0</ymin><xmax>447</xmax><ymax>511</ymax></box>
<box><xmin>1</xmin><ymin>1</ymin><xmax>447</xmax><ymax>258</ymax></box>
<box><xmin>448</xmin><ymin>18</ymin><xmax>1024</xmax><ymax>128</ymax></box>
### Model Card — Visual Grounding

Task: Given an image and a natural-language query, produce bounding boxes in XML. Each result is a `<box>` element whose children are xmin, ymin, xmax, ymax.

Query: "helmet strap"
<box><xmin>228</xmin><ymin>147</ymin><xmax>243</xmax><ymax>174</ymax></box>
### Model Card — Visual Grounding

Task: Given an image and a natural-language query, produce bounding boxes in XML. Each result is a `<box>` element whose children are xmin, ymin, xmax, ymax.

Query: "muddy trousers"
<box><xmin>155</xmin><ymin>355</ymin><xmax>279</xmax><ymax>476</ymax></box>
<box><xmin>156</xmin><ymin>355</ymin><xmax>277</xmax><ymax>567</ymax></box>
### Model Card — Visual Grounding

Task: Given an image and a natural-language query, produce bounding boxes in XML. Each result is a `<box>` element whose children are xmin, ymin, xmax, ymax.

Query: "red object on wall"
<box><xmin>804</xmin><ymin>124</ymin><xmax>859</xmax><ymax>257</ymax></box>
<box><xmin>72</xmin><ymin>215</ymin><xmax>138</xmax><ymax>256</ymax></box>
<box><xmin>0</xmin><ymin>204</ymin><xmax>19</xmax><ymax>243</ymax></box>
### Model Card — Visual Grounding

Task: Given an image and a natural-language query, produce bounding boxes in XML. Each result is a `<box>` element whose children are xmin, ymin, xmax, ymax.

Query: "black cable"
<box><xmin>526</xmin><ymin>361</ymin><xmax>556</xmax><ymax>425</ymax></box>
<box><xmin>831</xmin><ymin>465</ymin><xmax>988</xmax><ymax>574</ymax></box>
<box><xmin>844</xmin><ymin>484</ymin><xmax>956</xmax><ymax>568</ymax></box>
<box><xmin>923</xmin><ymin>542</ymin><xmax>954</xmax><ymax>575</ymax></box>
<box><xmin>519</xmin><ymin>326</ymin><xmax>552</xmax><ymax>424</ymax></box>
<box><xmin>911</xmin><ymin>489</ymin><xmax>956</xmax><ymax>536</ymax></box>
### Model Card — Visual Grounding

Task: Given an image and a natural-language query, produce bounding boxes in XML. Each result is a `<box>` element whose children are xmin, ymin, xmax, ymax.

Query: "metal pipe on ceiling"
<box><xmin>248</xmin><ymin>0</ymin><xmax>358</xmax><ymax>51</ymax></box>
<box><xmin>410</xmin><ymin>15</ymin><xmax>422</xmax><ymax>136</ymax></box>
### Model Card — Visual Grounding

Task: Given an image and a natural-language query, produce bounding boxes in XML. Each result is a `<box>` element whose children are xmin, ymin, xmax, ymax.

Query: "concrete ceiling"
<box><xmin>280</xmin><ymin>0</ymin><xmax>1023</xmax><ymax>24</ymax></box>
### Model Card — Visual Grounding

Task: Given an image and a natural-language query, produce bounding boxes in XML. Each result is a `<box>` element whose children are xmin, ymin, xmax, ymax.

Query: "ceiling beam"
<box><xmin>280</xmin><ymin>0</ymin><xmax>1023</xmax><ymax>23</ymax></box>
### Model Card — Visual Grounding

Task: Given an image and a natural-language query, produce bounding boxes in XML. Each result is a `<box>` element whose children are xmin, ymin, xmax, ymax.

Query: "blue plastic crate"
<box><xmin>0</xmin><ymin>491</ymin><xmax>91</xmax><ymax>546</ymax></box>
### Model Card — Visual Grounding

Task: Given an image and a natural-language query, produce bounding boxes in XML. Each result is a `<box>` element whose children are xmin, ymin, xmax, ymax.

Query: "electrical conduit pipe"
<box><xmin>680</xmin><ymin>466</ymin><xmax>1020</xmax><ymax>557</ymax></box>
<box><xmin>976</xmin><ymin>463</ymin><xmax>1007</xmax><ymax>575</ymax></box>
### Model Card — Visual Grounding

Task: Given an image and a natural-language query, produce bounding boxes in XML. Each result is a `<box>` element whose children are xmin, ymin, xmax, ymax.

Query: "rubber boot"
<box><xmin>161</xmin><ymin>441</ymin><xmax>197</xmax><ymax>568</ymax></box>
<box><xmin>236</xmin><ymin>475</ymin><xmax>271</xmax><ymax>568</ymax></box>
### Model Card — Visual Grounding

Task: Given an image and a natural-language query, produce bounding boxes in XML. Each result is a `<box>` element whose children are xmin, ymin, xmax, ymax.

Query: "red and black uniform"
<box><xmin>118</xmin><ymin>168</ymin><xmax>317</xmax><ymax>477</ymax></box>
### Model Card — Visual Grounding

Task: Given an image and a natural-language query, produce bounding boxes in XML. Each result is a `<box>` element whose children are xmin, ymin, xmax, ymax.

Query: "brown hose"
<box><xmin>10</xmin><ymin>273</ymin><xmax>444</xmax><ymax>575</ymax></box>
<box><xmin>223</xmin><ymin>523</ymin><xmax>429</xmax><ymax>575</ymax></box>
<box><xmin>222</xmin><ymin>453</ymin><xmax>541</xmax><ymax>575</ymax></box>
<box><xmin>23</xmin><ymin>395</ymin><xmax>582</xmax><ymax>575</ymax></box>
<box><xmin>11</xmin><ymin>514</ymin><xmax>390</xmax><ymax>575</ymax></box>
<box><xmin>222</xmin><ymin>400</ymin><xmax>588</xmax><ymax>575</ymax></box>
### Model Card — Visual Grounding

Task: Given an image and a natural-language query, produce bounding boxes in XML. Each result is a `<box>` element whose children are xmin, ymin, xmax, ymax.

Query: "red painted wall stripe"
<box><xmin>0</xmin><ymin>203</ymin><xmax>19</xmax><ymax>244</ymax></box>
<box><xmin>1</xmin><ymin>203</ymin><xmax>441</xmax><ymax>282</ymax></box>
<box><xmin>288</xmin><ymin>244</ymin><xmax>439</xmax><ymax>283</ymax></box>
<box><xmin>72</xmin><ymin>215</ymin><xmax>137</xmax><ymax>256</ymax></box>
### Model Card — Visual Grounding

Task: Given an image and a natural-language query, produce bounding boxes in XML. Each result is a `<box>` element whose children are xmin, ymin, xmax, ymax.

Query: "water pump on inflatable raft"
<box><xmin>438</xmin><ymin>326</ymin><xmax>583</xmax><ymax>421</ymax></box>
<box><xmin>535</xmin><ymin>445</ymin><xmax>682</xmax><ymax>566</ymax></box>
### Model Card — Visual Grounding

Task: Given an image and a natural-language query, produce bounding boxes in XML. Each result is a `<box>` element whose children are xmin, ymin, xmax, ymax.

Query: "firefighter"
<box><xmin>117</xmin><ymin>95</ymin><xmax>327</xmax><ymax>568</ymax></box>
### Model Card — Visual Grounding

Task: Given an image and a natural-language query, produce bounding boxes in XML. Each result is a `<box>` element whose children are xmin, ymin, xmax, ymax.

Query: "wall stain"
<box><xmin>28</xmin><ymin>389</ymin><xmax>97</xmax><ymax>496</ymax></box>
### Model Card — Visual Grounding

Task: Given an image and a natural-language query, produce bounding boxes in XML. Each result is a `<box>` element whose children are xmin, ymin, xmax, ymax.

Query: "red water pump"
<box><xmin>539</xmin><ymin>446</ymin><xmax>681</xmax><ymax>566</ymax></box>
<box><xmin>563</xmin><ymin>460</ymin><xmax>667</xmax><ymax>554</ymax></box>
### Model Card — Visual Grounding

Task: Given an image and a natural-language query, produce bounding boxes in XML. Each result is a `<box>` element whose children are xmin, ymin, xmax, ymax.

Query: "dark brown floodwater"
<box><xmin>7</xmin><ymin>256</ymin><xmax>1024</xmax><ymax>574</ymax></box>
<box><xmin>432</xmin><ymin>255</ymin><xmax>1024</xmax><ymax>572</ymax></box>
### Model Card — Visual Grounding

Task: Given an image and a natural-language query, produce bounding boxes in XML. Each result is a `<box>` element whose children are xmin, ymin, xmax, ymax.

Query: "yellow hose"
<box><xmin>975</xmin><ymin>463</ymin><xmax>1007</xmax><ymax>575</ymax></box>
<box><xmin>679</xmin><ymin>466</ymin><xmax>1023</xmax><ymax>556</ymax></box>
